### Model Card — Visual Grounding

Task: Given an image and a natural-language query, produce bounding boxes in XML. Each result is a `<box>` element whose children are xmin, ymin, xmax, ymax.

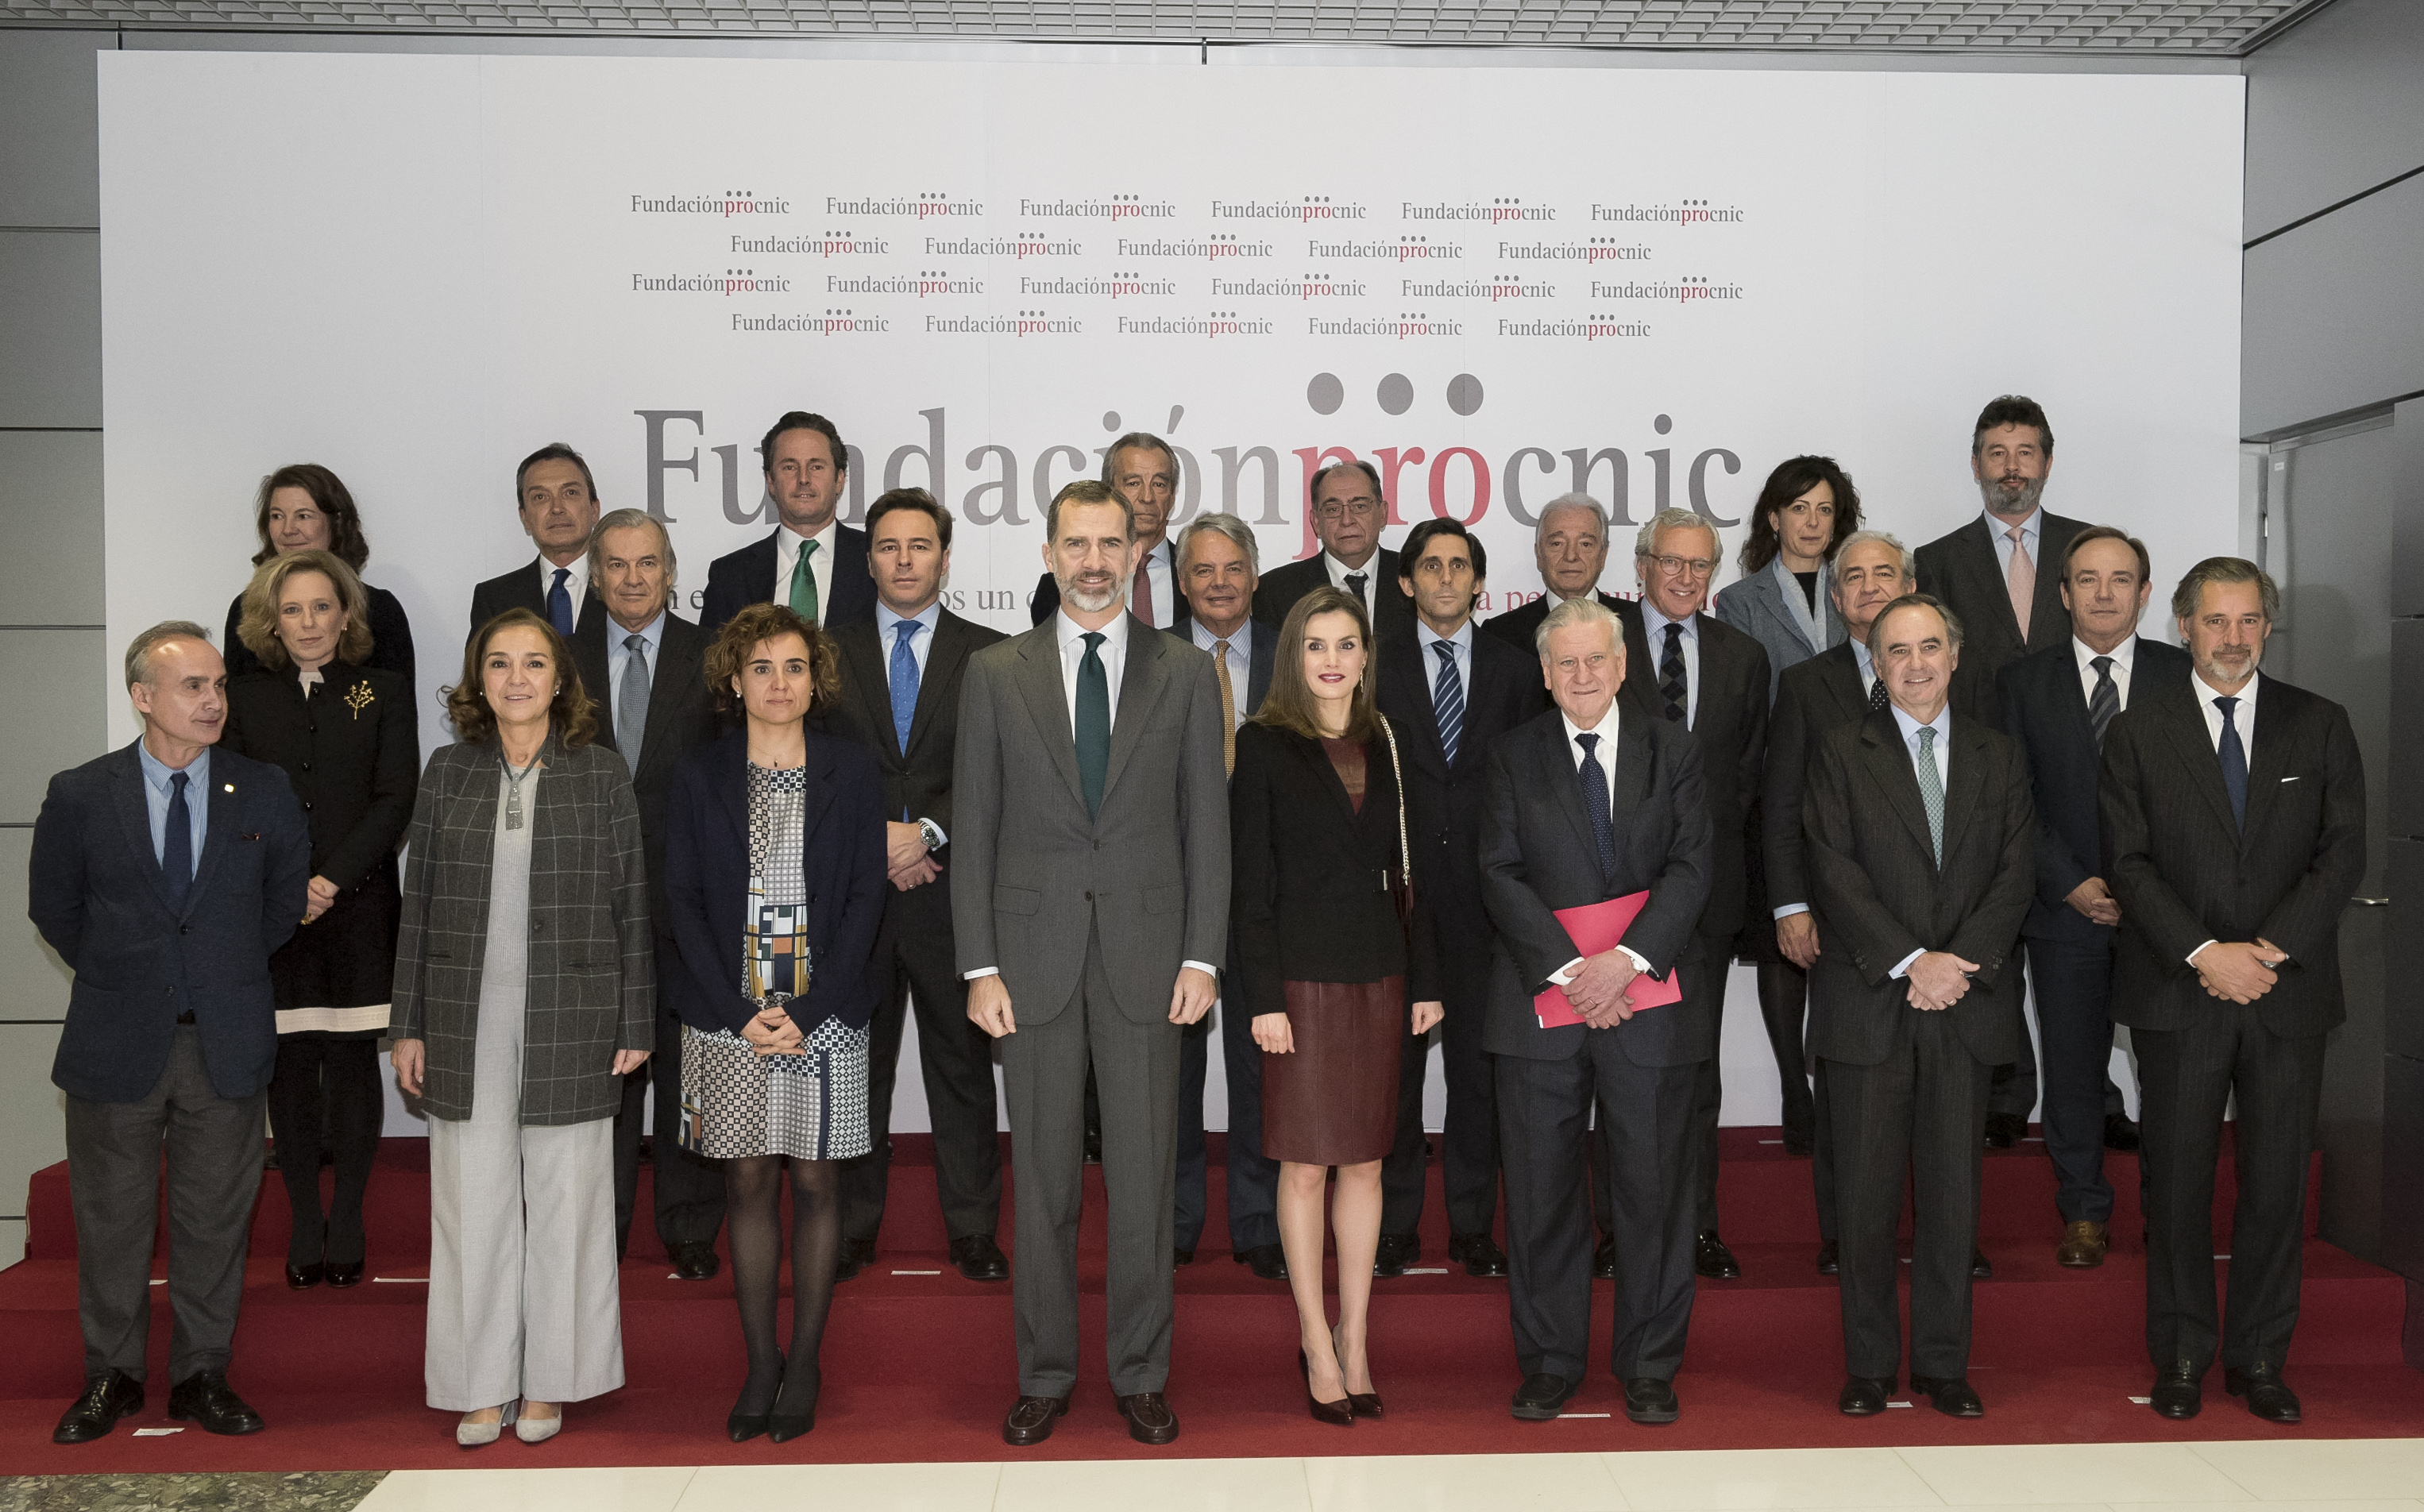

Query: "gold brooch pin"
<box><xmin>344</xmin><ymin>682</ymin><xmax>376</xmax><ymax>720</ymax></box>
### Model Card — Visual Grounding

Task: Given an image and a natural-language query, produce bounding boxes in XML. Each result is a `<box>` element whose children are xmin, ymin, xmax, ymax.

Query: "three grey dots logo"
<box><xmin>1306</xmin><ymin>372</ymin><xmax>1485</xmax><ymax>418</ymax></box>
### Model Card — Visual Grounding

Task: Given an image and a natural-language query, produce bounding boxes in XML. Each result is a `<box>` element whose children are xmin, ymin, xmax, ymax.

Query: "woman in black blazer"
<box><xmin>662</xmin><ymin>602</ymin><xmax>887</xmax><ymax>1443</ymax></box>
<box><xmin>221</xmin><ymin>464</ymin><xmax>416</xmax><ymax>687</ymax></box>
<box><xmin>1233</xmin><ymin>586</ymin><xmax>1441</xmax><ymax>1425</ymax></box>
<box><xmin>220</xmin><ymin>550</ymin><xmax>418</xmax><ymax>1290</ymax></box>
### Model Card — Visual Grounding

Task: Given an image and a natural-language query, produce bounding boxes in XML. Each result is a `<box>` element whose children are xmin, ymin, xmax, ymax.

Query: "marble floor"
<box><xmin>7</xmin><ymin>1440</ymin><xmax>2422</xmax><ymax>1512</ymax></box>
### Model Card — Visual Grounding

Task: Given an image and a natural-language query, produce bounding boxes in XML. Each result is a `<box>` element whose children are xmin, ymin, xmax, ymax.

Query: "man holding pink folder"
<box><xmin>1479</xmin><ymin>597</ymin><xmax>1714</xmax><ymax>1427</ymax></box>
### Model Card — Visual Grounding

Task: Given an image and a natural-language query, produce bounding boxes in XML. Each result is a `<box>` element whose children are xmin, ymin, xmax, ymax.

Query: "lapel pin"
<box><xmin>223</xmin><ymin>783</ymin><xmax>236</xmax><ymax>793</ymax></box>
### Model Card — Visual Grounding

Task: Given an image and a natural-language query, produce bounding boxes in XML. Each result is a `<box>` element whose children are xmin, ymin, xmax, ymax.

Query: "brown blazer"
<box><xmin>390</xmin><ymin>731</ymin><xmax>654</xmax><ymax>1125</ymax></box>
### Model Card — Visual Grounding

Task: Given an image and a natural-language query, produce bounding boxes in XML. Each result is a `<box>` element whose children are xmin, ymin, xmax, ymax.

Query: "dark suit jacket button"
<box><xmin>299</xmin><ymin>761</ymin><xmax>311</xmax><ymax>772</ymax></box>
<box><xmin>531</xmin><ymin>921</ymin><xmax>543</xmax><ymax>933</ymax></box>
<box><xmin>301</xmin><ymin>800</ymin><xmax>313</xmax><ymax>811</ymax></box>
<box><xmin>1084</xmin><ymin>890</ymin><xmax>1094</xmax><ymax>901</ymax></box>
<box><xmin>180</xmin><ymin>925</ymin><xmax>192</xmax><ymax>935</ymax></box>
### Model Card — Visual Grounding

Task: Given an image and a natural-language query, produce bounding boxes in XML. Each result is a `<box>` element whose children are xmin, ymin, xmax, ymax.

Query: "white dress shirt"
<box><xmin>2075</xmin><ymin>634</ymin><xmax>2138</xmax><ymax>710</ymax></box>
<box><xmin>1883</xmin><ymin>701</ymin><xmax>1953</xmax><ymax>980</ymax></box>
<box><xmin>1190</xmin><ymin>618</ymin><xmax>1255</xmax><ymax>731</ymax></box>
<box><xmin>1776</xmin><ymin>635</ymin><xmax>1884</xmax><ymax>922</ymax></box>
<box><xmin>605</xmin><ymin>609</ymin><xmax>667</xmax><ymax>716</ymax></box>
<box><xmin>774</xmin><ymin>518</ymin><xmax>840</xmax><ymax>625</ymax></box>
<box><xmin>1323</xmin><ymin>550</ymin><xmax>1385</xmax><ymax>615</ymax></box>
<box><xmin>1546</xmin><ymin>707</ymin><xmax>1654</xmax><ymax>982</ymax></box>
<box><xmin>537</xmin><ymin>551</ymin><xmax>592</xmax><ymax>608</ymax></box>
<box><xmin>1415</xmin><ymin>616</ymin><xmax>1474</xmax><ymax>712</ymax></box>
<box><xmin>2186</xmin><ymin>667</ymin><xmax>2263</xmax><ymax>968</ymax></box>
<box><xmin>1985</xmin><ymin>507</ymin><xmax>2042</xmax><ymax>579</ymax></box>
<box><xmin>1638</xmin><ymin>600</ymin><xmax>1701</xmax><ymax>728</ymax></box>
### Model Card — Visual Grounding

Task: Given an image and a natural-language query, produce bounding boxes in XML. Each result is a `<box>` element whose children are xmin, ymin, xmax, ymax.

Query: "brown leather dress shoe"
<box><xmin>1001</xmin><ymin>1393</ymin><xmax>1069</xmax><ymax>1447</ymax></box>
<box><xmin>2055</xmin><ymin>1220</ymin><xmax>2109</xmax><ymax>1268</ymax></box>
<box><xmin>1115</xmin><ymin>1390</ymin><xmax>1180</xmax><ymax>1444</ymax></box>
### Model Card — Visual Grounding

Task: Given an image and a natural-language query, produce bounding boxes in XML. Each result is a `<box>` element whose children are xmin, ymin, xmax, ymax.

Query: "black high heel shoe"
<box><xmin>767</xmin><ymin>1367</ymin><xmax>819</xmax><ymax>1443</ymax></box>
<box><xmin>1333</xmin><ymin>1326</ymin><xmax>1384</xmax><ymax>1418</ymax></box>
<box><xmin>325</xmin><ymin>1259</ymin><xmax>365</xmax><ymax>1289</ymax></box>
<box><xmin>285</xmin><ymin>1261</ymin><xmax>326</xmax><ymax>1290</ymax></box>
<box><xmin>728</xmin><ymin>1356</ymin><xmax>782</xmax><ymax>1443</ymax></box>
<box><xmin>1299</xmin><ymin>1349</ymin><xmax>1353</xmax><ymax>1425</ymax></box>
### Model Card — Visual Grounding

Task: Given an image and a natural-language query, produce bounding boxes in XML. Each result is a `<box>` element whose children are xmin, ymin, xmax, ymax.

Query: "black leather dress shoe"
<box><xmin>1372</xmin><ymin>1232</ymin><xmax>1419</xmax><ymax>1278</ymax></box>
<box><xmin>1172</xmin><ymin>1247</ymin><xmax>1195</xmax><ymax>1268</ymax></box>
<box><xmin>1592</xmin><ymin>1234</ymin><xmax>1618</xmax><ymax>1280</ymax></box>
<box><xmin>1983</xmin><ymin>1113</ymin><xmax>2025</xmax><ymax>1149</ymax></box>
<box><xmin>1837</xmin><ymin>1375</ymin><xmax>1893</xmax><ymax>1416</ymax></box>
<box><xmin>1511</xmin><ymin>1372</ymin><xmax>1580</xmax><ymax>1420</ymax></box>
<box><xmin>1002</xmin><ymin>1393</ymin><xmax>1069</xmax><ymax>1447</ymax></box>
<box><xmin>832</xmin><ymin>1236</ymin><xmax>876</xmax><ymax>1282</ymax></box>
<box><xmin>324</xmin><ymin>1259</ymin><xmax>365</xmax><ymax>1289</ymax></box>
<box><xmin>669</xmin><ymin>1241</ymin><xmax>720</xmax><ymax>1281</ymax></box>
<box><xmin>2105</xmin><ymin>1113</ymin><xmax>2142</xmax><ymax>1151</ymax></box>
<box><xmin>950</xmin><ymin>1233</ymin><xmax>1010</xmax><ymax>1282</ymax></box>
<box><xmin>1909</xmin><ymin>1373</ymin><xmax>1985</xmax><ymax>1418</ymax></box>
<box><xmin>1970</xmin><ymin>1248</ymin><xmax>1994</xmax><ymax>1279</ymax></box>
<box><xmin>1623</xmin><ymin>1376</ymin><xmax>1680</xmax><ymax>1425</ymax></box>
<box><xmin>1115</xmin><ymin>1390</ymin><xmax>1180</xmax><ymax>1444</ymax></box>
<box><xmin>285</xmin><ymin>1261</ymin><xmax>325</xmax><ymax>1290</ymax></box>
<box><xmin>53</xmin><ymin>1370</ymin><xmax>144</xmax><ymax>1444</ymax></box>
<box><xmin>1816</xmin><ymin>1240</ymin><xmax>1839</xmax><ymax>1275</ymax></box>
<box><xmin>1233</xmin><ymin>1243</ymin><xmax>1288</xmax><ymax>1279</ymax></box>
<box><xmin>168</xmin><ymin>1372</ymin><xmax>265</xmax><ymax>1436</ymax></box>
<box><xmin>2225</xmin><ymin>1363</ymin><xmax>2301</xmax><ymax>1423</ymax></box>
<box><xmin>1694</xmin><ymin>1231</ymin><xmax>1742</xmax><ymax>1279</ymax></box>
<box><xmin>2149</xmin><ymin>1360</ymin><xmax>2202</xmax><ymax>1420</ymax></box>
<box><xmin>1448</xmin><ymin>1232</ymin><xmax>1508</xmax><ymax>1277</ymax></box>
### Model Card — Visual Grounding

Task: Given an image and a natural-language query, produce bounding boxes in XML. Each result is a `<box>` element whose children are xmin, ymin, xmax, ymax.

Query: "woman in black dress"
<box><xmin>222</xmin><ymin>549</ymin><xmax>419</xmax><ymax>1287</ymax></box>
<box><xmin>221</xmin><ymin>464</ymin><xmax>416</xmax><ymax>687</ymax></box>
<box><xmin>1233</xmin><ymin>586</ymin><xmax>1441</xmax><ymax>1425</ymax></box>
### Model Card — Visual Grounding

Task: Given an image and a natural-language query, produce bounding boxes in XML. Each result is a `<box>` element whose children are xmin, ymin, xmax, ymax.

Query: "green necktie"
<box><xmin>1916</xmin><ymin>724</ymin><xmax>1944</xmax><ymax>866</ymax></box>
<box><xmin>1075</xmin><ymin>631</ymin><xmax>1110</xmax><ymax>818</ymax></box>
<box><xmin>789</xmin><ymin>538</ymin><xmax>820</xmax><ymax>623</ymax></box>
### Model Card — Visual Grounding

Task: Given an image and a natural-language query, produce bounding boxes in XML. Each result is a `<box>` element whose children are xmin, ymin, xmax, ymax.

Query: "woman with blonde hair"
<box><xmin>1232</xmin><ymin>585</ymin><xmax>1441</xmax><ymax>1424</ymax></box>
<box><xmin>222</xmin><ymin>550</ymin><xmax>418</xmax><ymax>1290</ymax></box>
<box><xmin>390</xmin><ymin>607</ymin><xmax>653</xmax><ymax>1447</ymax></box>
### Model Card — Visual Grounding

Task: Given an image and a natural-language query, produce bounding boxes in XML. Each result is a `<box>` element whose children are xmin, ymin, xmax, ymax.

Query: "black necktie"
<box><xmin>1659</xmin><ymin>622</ymin><xmax>1688</xmax><ymax>724</ymax></box>
<box><xmin>2088</xmin><ymin>655</ymin><xmax>2120</xmax><ymax>748</ymax></box>
<box><xmin>2215</xmin><ymin>695</ymin><xmax>2248</xmax><ymax>828</ymax></box>
<box><xmin>1345</xmin><ymin>572</ymin><xmax>1368</xmax><ymax>611</ymax></box>
<box><xmin>1868</xmin><ymin>672</ymin><xmax>1888</xmax><ymax>712</ymax></box>
<box><xmin>162</xmin><ymin>770</ymin><xmax>192</xmax><ymax>912</ymax></box>
<box><xmin>1075</xmin><ymin>631</ymin><xmax>1110</xmax><ymax>818</ymax></box>
<box><xmin>547</xmin><ymin>567</ymin><xmax>573</xmax><ymax>636</ymax></box>
<box><xmin>1577</xmin><ymin>731</ymin><xmax>1618</xmax><ymax>887</ymax></box>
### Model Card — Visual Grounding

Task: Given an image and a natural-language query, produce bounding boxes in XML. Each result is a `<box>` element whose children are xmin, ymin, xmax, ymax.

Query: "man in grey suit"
<box><xmin>954</xmin><ymin>479</ymin><xmax>1230</xmax><ymax>1448</ymax></box>
<box><xmin>1804</xmin><ymin>594</ymin><xmax>2033</xmax><ymax>1420</ymax></box>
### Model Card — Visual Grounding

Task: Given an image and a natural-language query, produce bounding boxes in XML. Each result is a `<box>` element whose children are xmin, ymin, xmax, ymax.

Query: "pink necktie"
<box><xmin>2005</xmin><ymin>526</ymin><xmax>2034</xmax><ymax>642</ymax></box>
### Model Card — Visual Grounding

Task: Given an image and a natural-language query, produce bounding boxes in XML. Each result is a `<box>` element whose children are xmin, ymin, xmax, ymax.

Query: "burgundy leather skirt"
<box><xmin>1261</xmin><ymin>976</ymin><xmax>1406</xmax><ymax>1166</ymax></box>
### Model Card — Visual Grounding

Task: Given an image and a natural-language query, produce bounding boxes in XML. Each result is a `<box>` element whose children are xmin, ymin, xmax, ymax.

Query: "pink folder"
<box><xmin>1534</xmin><ymin>890</ymin><xmax>1683</xmax><ymax>1028</ymax></box>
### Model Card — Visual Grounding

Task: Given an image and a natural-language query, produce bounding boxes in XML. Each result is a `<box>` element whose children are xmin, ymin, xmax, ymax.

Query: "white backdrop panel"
<box><xmin>97</xmin><ymin>52</ymin><xmax>2242</xmax><ymax>1136</ymax></box>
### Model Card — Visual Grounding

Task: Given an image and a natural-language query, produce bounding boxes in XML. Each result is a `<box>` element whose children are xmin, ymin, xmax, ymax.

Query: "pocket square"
<box><xmin>2278</xmin><ymin>776</ymin><xmax>2299</xmax><ymax>784</ymax></box>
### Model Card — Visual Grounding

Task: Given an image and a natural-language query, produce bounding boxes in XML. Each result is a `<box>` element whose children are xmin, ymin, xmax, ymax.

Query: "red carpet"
<box><xmin>3</xmin><ymin>1128</ymin><xmax>2417</xmax><ymax>1473</ymax></box>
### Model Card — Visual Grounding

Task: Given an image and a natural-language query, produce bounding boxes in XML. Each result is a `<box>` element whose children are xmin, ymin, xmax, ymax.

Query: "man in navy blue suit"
<box><xmin>701</xmin><ymin>411</ymin><xmax>878</xmax><ymax>636</ymax></box>
<box><xmin>29</xmin><ymin>622</ymin><xmax>310</xmax><ymax>1444</ymax></box>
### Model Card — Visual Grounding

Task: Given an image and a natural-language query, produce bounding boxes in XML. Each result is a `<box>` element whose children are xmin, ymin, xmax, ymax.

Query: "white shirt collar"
<box><xmin>1325</xmin><ymin>550</ymin><xmax>1383</xmax><ymax>585</ymax></box>
<box><xmin>1986</xmin><ymin>507</ymin><xmax>2041</xmax><ymax>543</ymax></box>
<box><xmin>782</xmin><ymin>517</ymin><xmax>838</xmax><ymax>554</ymax></box>
<box><xmin>538</xmin><ymin>553</ymin><xmax>589</xmax><ymax>596</ymax></box>
<box><xmin>1056</xmin><ymin>608</ymin><xmax>1128</xmax><ymax>656</ymax></box>
<box><xmin>1560</xmin><ymin>704</ymin><xmax>1619</xmax><ymax>752</ymax></box>
<box><xmin>2074</xmin><ymin>634</ymin><xmax>2136</xmax><ymax>677</ymax></box>
<box><xmin>2192</xmin><ymin>665</ymin><xmax>2258</xmax><ymax>712</ymax></box>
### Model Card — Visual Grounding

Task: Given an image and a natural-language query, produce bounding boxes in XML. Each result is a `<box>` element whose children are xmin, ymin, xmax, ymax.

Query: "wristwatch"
<box><xmin>917</xmin><ymin>817</ymin><xmax>945</xmax><ymax>852</ymax></box>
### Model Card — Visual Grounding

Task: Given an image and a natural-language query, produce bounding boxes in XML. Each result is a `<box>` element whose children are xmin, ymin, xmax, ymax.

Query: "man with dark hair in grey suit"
<box><xmin>954</xmin><ymin>480</ymin><xmax>1230</xmax><ymax>1448</ymax></box>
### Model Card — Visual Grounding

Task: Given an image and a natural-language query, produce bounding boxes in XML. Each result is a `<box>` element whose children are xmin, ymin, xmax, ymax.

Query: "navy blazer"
<box><xmin>1998</xmin><ymin>634</ymin><xmax>2193</xmax><ymax>943</ymax></box>
<box><xmin>661</xmin><ymin>727</ymin><xmax>888</xmax><ymax>1036</ymax></box>
<box><xmin>700</xmin><ymin>525</ymin><xmax>878</xmax><ymax>637</ymax></box>
<box><xmin>29</xmin><ymin>742</ymin><xmax>311</xmax><ymax>1102</ymax></box>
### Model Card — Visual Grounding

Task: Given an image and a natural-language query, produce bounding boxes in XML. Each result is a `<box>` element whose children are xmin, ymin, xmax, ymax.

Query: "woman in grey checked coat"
<box><xmin>391</xmin><ymin>607</ymin><xmax>654</xmax><ymax>1448</ymax></box>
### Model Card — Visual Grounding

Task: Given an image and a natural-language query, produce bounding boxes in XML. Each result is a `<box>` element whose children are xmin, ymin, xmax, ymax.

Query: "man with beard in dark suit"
<box><xmin>2102</xmin><ymin>557</ymin><xmax>2363</xmax><ymax>1425</ymax></box>
<box><xmin>701</xmin><ymin>411</ymin><xmax>878</xmax><ymax>636</ymax></box>
<box><xmin>1029</xmin><ymin>433</ymin><xmax>1192</xmax><ymax>637</ymax></box>
<box><xmin>571</xmin><ymin>511</ymin><xmax>725</xmax><ymax>1275</ymax></box>
<box><xmin>1372</xmin><ymin>517</ymin><xmax>1550</xmax><ymax>1279</ymax></box>
<box><xmin>823</xmin><ymin>489</ymin><xmax>1013</xmax><ymax>1284</ymax></box>
<box><xmin>1805</xmin><ymin>593</ymin><xmax>2033</xmax><ymax>1420</ymax></box>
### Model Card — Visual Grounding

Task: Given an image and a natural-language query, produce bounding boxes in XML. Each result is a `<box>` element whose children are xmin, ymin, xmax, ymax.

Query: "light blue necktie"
<box><xmin>890</xmin><ymin>619</ymin><xmax>922</xmax><ymax>756</ymax></box>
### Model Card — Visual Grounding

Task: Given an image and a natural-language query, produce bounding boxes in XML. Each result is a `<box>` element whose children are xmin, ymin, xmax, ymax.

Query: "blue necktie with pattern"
<box><xmin>1577</xmin><ymin>731</ymin><xmax>1617</xmax><ymax>888</ymax></box>
<box><xmin>547</xmin><ymin>567</ymin><xmax>573</xmax><ymax>635</ymax></box>
<box><xmin>1431</xmin><ymin>640</ymin><xmax>1465</xmax><ymax>766</ymax></box>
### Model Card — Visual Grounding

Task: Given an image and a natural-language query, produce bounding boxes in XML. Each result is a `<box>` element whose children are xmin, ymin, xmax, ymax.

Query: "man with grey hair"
<box><xmin>572</xmin><ymin>509</ymin><xmax>725</xmax><ymax>1275</ymax></box>
<box><xmin>33</xmin><ymin>622</ymin><xmax>310</xmax><ymax>1444</ymax></box>
<box><xmin>1171</xmin><ymin>511</ymin><xmax>1283</xmax><ymax>1275</ymax></box>
<box><xmin>1030</xmin><ymin>431</ymin><xmax>1191</xmax><ymax>634</ymax></box>
<box><xmin>2102</xmin><ymin>557</ymin><xmax>2363</xmax><ymax>1425</ymax></box>
<box><xmin>1484</xmin><ymin>492</ymin><xmax>1634</xmax><ymax>652</ymax></box>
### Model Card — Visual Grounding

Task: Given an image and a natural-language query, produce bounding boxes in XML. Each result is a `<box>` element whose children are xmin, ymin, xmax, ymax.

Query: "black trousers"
<box><xmin>1382</xmin><ymin>943</ymin><xmax>1499</xmax><ymax>1238</ymax></box>
<box><xmin>1216</xmin><ymin>985</ymin><xmax>1282</xmax><ymax>1252</ymax></box>
<box><xmin>1500</xmin><ymin>1039</ymin><xmax>1699</xmax><ymax>1383</ymax></box>
<box><xmin>612</xmin><ymin>1002</ymin><xmax>728</xmax><ymax>1257</ymax></box>
<box><xmin>2026</xmin><ymin>932</ymin><xmax>2121</xmax><ymax>1225</ymax></box>
<box><xmin>67</xmin><ymin>1027</ymin><xmax>261</xmax><ymax>1384</ymax></box>
<box><xmin>265</xmin><ymin>1034</ymin><xmax>382</xmax><ymax>1267</ymax></box>
<box><xmin>1826</xmin><ymin>1009</ymin><xmax>1992</xmax><ymax>1381</ymax></box>
<box><xmin>2135</xmin><ymin>1001</ymin><xmax>2325</xmax><ymax>1374</ymax></box>
<box><xmin>1754</xmin><ymin>958</ymin><xmax>1820</xmax><ymax>1147</ymax></box>
<box><xmin>840</xmin><ymin>904</ymin><xmax>1004</xmax><ymax>1246</ymax></box>
<box><xmin>1681</xmin><ymin>934</ymin><xmax>1739</xmax><ymax>1233</ymax></box>
<box><xmin>1984</xmin><ymin>964</ymin><xmax>2040</xmax><ymax>1120</ymax></box>
<box><xmin>1174</xmin><ymin>1013</ymin><xmax>1214</xmax><ymax>1252</ymax></box>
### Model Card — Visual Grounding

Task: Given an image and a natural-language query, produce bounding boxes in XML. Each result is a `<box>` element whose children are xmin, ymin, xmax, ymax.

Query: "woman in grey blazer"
<box><xmin>1711</xmin><ymin>455</ymin><xmax>1862</xmax><ymax>1159</ymax></box>
<box><xmin>391</xmin><ymin>607</ymin><xmax>654</xmax><ymax>1448</ymax></box>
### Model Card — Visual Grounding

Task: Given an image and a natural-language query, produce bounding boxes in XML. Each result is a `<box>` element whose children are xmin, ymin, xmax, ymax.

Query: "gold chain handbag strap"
<box><xmin>1379</xmin><ymin>712</ymin><xmax>1412</xmax><ymax>920</ymax></box>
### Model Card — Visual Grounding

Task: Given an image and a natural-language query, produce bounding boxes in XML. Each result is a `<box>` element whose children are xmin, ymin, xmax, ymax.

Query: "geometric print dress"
<box><xmin>677</xmin><ymin>761</ymin><xmax>873</xmax><ymax>1162</ymax></box>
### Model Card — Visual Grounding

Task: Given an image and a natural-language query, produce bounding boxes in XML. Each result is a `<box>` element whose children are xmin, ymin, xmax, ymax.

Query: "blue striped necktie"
<box><xmin>1431</xmin><ymin>640</ymin><xmax>1465</xmax><ymax>766</ymax></box>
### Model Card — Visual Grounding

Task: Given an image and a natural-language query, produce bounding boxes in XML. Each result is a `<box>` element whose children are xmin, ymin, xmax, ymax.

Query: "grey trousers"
<box><xmin>999</xmin><ymin>931</ymin><xmax>1182</xmax><ymax>1398</ymax></box>
<box><xmin>65</xmin><ymin>1025</ymin><xmax>263</xmax><ymax>1384</ymax></box>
